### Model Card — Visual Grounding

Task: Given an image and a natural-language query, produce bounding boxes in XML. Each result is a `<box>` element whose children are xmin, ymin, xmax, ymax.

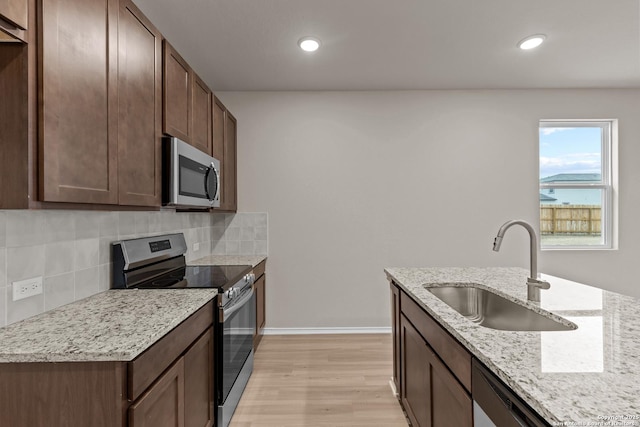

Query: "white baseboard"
<box><xmin>262</xmin><ymin>327</ymin><xmax>392</xmax><ymax>335</ymax></box>
<box><xmin>389</xmin><ymin>378</ymin><xmax>399</xmax><ymax>397</ymax></box>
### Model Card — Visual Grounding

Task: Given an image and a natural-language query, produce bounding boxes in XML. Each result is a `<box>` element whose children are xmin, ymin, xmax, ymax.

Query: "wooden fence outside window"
<box><xmin>540</xmin><ymin>205</ymin><xmax>601</xmax><ymax>235</ymax></box>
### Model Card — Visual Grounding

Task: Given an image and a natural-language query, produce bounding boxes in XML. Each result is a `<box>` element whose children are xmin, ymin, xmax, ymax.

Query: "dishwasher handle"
<box><xmin>472</xmin><ymin>359</ymin><xmax>550</xmax><ymax>427</ymax></box>
<box><xmin>485</xmin><ymin>376</ymin><xmax>528</xmax><ymax>427</ymax></box>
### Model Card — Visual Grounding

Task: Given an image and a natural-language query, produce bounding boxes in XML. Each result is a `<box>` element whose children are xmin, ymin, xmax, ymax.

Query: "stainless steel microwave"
<box><xmin>163</xmin><ymin>137</ymin><xmax>221</xmax><ymax>208</ymax></box>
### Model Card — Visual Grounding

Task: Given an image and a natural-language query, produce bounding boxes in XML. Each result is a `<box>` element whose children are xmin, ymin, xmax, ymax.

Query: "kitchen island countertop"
<box><xmin>0</xmin><ymin>289</ymin><xmax>218</xmax><ymax>363</ymax></box>
<box><xmin>385</xmin><ymin>267</ymin><xmax>640</xmax><ymax>425</ymax></box>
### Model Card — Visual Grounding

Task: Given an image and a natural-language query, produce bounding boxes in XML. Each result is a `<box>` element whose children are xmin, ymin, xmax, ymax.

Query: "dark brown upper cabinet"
<box><xmin>0</xmin><ymin>0</ymin><xmax>27</xmax><ymax>29</ymax></box>
<box><xmin>223</xmin><ymin>111</ymin><xmax>237</xmax><ymax>211</ymax></box>
<box><xmin>117</xmin><ymin>0</ymin><xmax>162</xmax><ymax>207</ymax></box>
<box><xmin>37</xmin><ymin>0</ymin><xmax>164</xmax><ymax>207</ymax></box>
<box><xmin>162</xmin><ymin>41</ymin><xmax>213</xmax><ymax>155</ymax></box>
<box><xmin>213</xmin><ymin>96</ymin><xmax>237</xmax><ymax>212</ymax></box>
<box><xmin>39</xmin><ymin>0</ymin><xmax>119</xmax><ymax>204</ymax></box>
<box><xmin>0</xmin><ymin>0</ymin><xmax>223</xmax><ymax>209</ymax></box>
<box><xmin>191</xmin><ymin>74</ymin><xmax>213</xmax><ymax>155</ymax></box>
<box><xmin>0</xmin><ymin>43</ymin><xmax>29</xmax><ymax>209</ymax></box>
<box><xmin>212</xmin><ymin>96</ymin><xmax>225</xmax><ymax>161</ymax></box>
<box><xmin>0</xmin><ymin>0</ymin><xmax>28</xmax><ymax>41</ymax></box>
<box><xmin>162</xmin><ymin>40</ymin><xmax>191</xmax><ymax>143</ymax></box>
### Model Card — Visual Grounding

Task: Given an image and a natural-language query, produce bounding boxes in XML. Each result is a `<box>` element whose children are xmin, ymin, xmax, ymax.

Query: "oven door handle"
<box><xmin>220</xmin><ymin>286</ymin><xmax>254</xmax><ymax>322</ymax></box>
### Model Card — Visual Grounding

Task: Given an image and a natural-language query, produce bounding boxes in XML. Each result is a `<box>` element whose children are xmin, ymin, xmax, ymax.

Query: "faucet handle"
<box><xmin>527</xmin><ymin>277</ymin><xmax>551</xmax><ymax>290</ymax></box>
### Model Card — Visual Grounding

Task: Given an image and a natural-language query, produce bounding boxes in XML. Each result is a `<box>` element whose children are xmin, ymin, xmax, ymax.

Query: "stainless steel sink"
<box><xmin>425</xmin><ymin>285</ymin><xmax>576</xmax><ymax>331</ymax></box>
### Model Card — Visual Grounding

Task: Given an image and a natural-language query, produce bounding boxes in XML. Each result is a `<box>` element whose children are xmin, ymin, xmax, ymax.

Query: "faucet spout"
<box><xmin>492</xmin><ymin>219</ymin><xmax>551</xmax><ymax>302</ymax></box>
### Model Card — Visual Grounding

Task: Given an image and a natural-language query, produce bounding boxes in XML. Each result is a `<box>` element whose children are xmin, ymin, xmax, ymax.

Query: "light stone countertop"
<box><xmin>385</xmin><ymin>267</ymin><xmax>640</xmax><ymax>425</ymax></box>
<box><xmin>190</xmin><ymin>254</ymin><xmax>267</xmax><ymax>268</ymax></box>
<box><xmin>0</xmin><ymin>289</ymin><xmax>218</xmax><ymax>363</ymax></box>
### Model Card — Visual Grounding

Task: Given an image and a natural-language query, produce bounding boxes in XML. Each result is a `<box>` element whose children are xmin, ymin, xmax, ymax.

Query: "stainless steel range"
<box><xmin>112</xmin><ymin>233</ymin><xmax>256</xmax><ymax>427</ymax></box>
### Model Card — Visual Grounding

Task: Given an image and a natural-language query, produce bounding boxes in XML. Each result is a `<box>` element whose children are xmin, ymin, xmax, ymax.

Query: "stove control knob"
<box><xmin>225</xmin><ymin>288</ymin><xmax>234</xmax><ymax>299</ymax></box>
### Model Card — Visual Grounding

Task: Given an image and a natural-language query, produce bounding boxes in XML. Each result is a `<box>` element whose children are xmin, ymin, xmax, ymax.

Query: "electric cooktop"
<box><xmin>135</xmin><ymin>265</ymin><xmax>252</xmax><ymax>290</ymax></box>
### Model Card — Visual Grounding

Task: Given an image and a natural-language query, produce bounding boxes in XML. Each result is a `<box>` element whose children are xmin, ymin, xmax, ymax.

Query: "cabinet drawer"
<box><xmin>400</xmin><ymin>290</ymin><xmax>471</xmax><ymax>392</ymax></box>
<box><xmin>253</xmin><ymin>260</ymin><xmax>266</xmax><ymax>279</ymax></box>
<box><xmin>128</xmin><ymin>301</ymin><xmax>213</xmax><ymax>401</ymax></box>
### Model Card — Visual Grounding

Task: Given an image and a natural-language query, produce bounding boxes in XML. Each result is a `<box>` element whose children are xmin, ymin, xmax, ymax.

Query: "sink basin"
<box><xmin>425</xmin><ymin>285</ymin><xmax>576</xmax><ymax>332</ymax></box>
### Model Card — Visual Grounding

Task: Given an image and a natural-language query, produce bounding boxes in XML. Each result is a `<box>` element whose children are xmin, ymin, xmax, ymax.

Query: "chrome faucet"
<box><xmin>492</xmin><ymin>220</ymin><xmax>550</xmax><ymax>302</ymax></box>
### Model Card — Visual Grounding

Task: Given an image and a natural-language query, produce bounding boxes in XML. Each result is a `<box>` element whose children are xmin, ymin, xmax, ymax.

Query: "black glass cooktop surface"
<box><xmin>135</xmin><ymin>264</ymin><xmax>252</xmax><ymax>290</ymax></box>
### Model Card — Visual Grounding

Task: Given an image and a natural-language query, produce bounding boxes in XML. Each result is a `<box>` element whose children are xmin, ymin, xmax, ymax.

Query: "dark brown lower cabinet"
<box><xmin>0</xmin><ymin>302</ymin><xmax>215</xmax><ymax>427</ymax></box>
<box><xmin>129</xmin><ymin>358</ymin><xmax>185</xmax><ymax>427</ymax></box>
<box><xmin>400</xmin><ymin>314</ymin><xmax>472</xmax><ymax>427</ymax></box>
<box><xmin>253</xmin><ymin>260</ymin><xmax>267</xmax><ymax>349</ymax></box>
<box><xmin>184</xmin><ymin>329</ymin><xmax>215</xmax><ymax>427</ymax></box>
<box><xmin>390</xmin><ymin>283</ymin><xmax>401</xmax><ymax>393</ymax></box>
<box><xmin>130</xmin><ymin>327</ymin><xmax>214</xmax><ymax>427</ymax></box>
<box><xmin>430</xmin><ymin>342</ymin><xmax>473</xmax><ymax>426</ymax></box>
<box><xmin>255</xmin><ymin>275</ymin><xmax>265</xmax><ymax>343</ymax></box>
<box><xmin>401</xmin><ymin>314</ymin><xmax>431</xmax><ymax>426</ymax></box>
<box><xmin>392</xmin><ymin>282</ymin><xmax>473</xmax><ymax>427</ymax></box>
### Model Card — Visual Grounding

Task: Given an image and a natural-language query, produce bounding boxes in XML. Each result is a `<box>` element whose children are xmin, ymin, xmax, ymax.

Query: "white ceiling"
<box><xmin>133</xmin><ymin>0</ymin><xmax>640</xmax><ymax>91</ymax></box>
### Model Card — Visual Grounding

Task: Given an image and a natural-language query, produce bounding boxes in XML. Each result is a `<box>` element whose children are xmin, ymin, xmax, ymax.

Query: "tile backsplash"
<box><xmin>0</xmin><ymin>210</ymin><xmax>267</xmax><ymax>327</ymax></box>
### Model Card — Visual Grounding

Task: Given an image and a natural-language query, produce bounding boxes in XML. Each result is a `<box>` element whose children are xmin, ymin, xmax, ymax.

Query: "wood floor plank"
<box><xmin>229</xmin><ymin>334</ymin><xmax>409</xmax><ymax>427</ymax></box>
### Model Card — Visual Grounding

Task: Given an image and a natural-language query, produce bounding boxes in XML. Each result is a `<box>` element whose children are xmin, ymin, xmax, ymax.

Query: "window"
<box><xmin>539</xmin><ymin>120</ymin><xmax>616</xmax><ymax>249</ymax></box>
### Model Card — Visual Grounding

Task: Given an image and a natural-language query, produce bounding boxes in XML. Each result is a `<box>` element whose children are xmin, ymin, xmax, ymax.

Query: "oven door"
<box><xmin>219</xmin><ymin>286</ymin><xmax>256</xmax><ymax>406</ymax></box>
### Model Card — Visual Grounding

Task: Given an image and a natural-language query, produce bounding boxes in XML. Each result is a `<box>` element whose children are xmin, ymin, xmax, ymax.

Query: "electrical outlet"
<box><xmin>193</xmin><ymin>242</ymin><xmax>200</xmax><ymax>252</ymax></box>
<box><xmin>12</xmin><ymin>277</ymin><xmax>43</xmax><ymax>301</ymax></box>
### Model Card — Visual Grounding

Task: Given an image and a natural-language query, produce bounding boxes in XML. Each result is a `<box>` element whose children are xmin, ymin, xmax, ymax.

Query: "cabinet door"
<box><xmin>40</xmin><ymin>0</ymin><xmax>118</xmax><ymax>204</ymax></box>
<box><xmin>390</xmin><ymin>283</ymin><xmax>401</xmax><ymax>395</ymax></box>
<box><xmin>129</xmin><ymin>358</ymin><xmax>185</xmax><ymax>427</ymax></box>
<box><xmin>117</xmin><ymin>0</ymin><xmax>162</xmax><ymax>206</ymax></box>
<box><xmin>222</xmin><ymin>111</ymin><xmax>237</xmax><ymax>211</ymax></box>
<box><xmin>184</xmin><ymin>329</ymin><xmax>214</xmax><ymax>427</ymax></box>
<box><xmin>254</xmin><ymin>274</ymin><xmax>265</xmax><ymax>348</ymax></box>
<box><xmin>400</xmin><ymin>314</ymin><xmax>472</xmax><ymax>427</ymax></box>
<box><xmin>191</xmin><ymin>74</ymin><xmax>212</xmax><ymax>155</ymax></box>
<box><xmin>0</xmin><ymin>0</ymin><xmax>27</xmax><ymax>30</ymax></box>
<box><xmin>212</xmin><ymin>97</ymin><xmax>225</xmax><ymax>162</ymax></box>
<box><xmin>400</xmin><ymin>314</ymin><xmax>431</xmax><ymax>427</ymax></box>
<box><xmin>212</xmin><ymin>97</ymin><xmax>238</xmax><ymax>212</ymax></box>
<box><xmin>431</xmin><ymin>350</ymin><xmax>472</xmax><ymax>427</ymax></box>
<box><xmin>163</xmin><ymin>41</ymin><xmax>191</xmax><ymax>142</ymax></box>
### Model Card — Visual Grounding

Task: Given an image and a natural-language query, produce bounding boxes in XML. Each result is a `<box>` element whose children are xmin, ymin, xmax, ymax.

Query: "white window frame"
<box><xmin>539</xmin><ymin>120</ymin><xmax>617</xmax><ymax>250</ymax></box>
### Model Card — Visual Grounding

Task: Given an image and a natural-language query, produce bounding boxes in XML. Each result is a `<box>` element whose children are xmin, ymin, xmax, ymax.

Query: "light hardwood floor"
<box><xmin>230</xmin><ymin>334</ymin><xmax>409</xmax><ymax>427</ymax></box>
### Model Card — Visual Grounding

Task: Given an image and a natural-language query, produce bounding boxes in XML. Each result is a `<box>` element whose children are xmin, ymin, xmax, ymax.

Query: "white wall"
<box><xmin>217</xmin><ymin>89</ymin><xmax>640</xmax><ymax>329</ymax></box>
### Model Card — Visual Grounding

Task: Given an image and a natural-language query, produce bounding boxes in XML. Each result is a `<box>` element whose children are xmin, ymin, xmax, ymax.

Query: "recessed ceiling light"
<box><xmin>298</xmin><ymin>37</ymin><xmax>321</xmax><ymax>52</ymax></box>
<box><xmin>518</xmin><ymin>34</ymin><xmax>546</xmax><ymax>50</ymax></box>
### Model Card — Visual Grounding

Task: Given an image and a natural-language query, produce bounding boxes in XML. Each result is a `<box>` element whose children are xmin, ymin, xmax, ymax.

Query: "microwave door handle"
<box><xmin>204</xmin><ymin>165</ymin><xmax>212</xmax><ymax>200</ymax></box>
<box><xmin>214</xmin><ymin>164</ymin><xmax>220</xmax><ymax>203</ymax></box>
<box><xmin>204</xmin><ymin>162</ymin><xmax>217</xmax><ymax>202</ymax></box>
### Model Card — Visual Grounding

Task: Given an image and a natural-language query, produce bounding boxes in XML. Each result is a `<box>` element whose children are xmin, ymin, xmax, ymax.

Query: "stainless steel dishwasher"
<box><xmin>472</xmin><ymin>359</ymin><xmax>550</xmax><ymax>427</ymax></box>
